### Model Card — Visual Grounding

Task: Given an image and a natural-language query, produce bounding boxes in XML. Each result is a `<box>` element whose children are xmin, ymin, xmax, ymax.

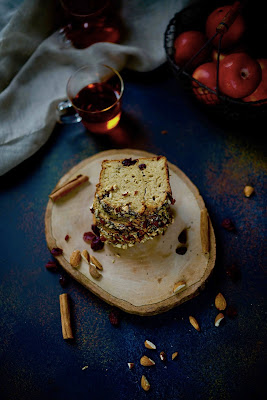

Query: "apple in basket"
<box><xmin>205</xmin><ymin>4</ymin><xmax>246</xmax><ymax>49</ymax></box>
<box><xmin>218</xmin><ymin>53</ymin><xmax>262</xmax><ymax>98</ymax></box>
<box><xmin>211</xmin><ymin>44</ymin><xmax>246</xmax><ymax>63</ymax></box>
<box><xmin>192</xmin><ymin>62</ymin><xmax>220</xmax><ymax>104</ymax></box>
<box><xmin>243</xmin><ymin>59</ymin><xmax>267</xmax><ymax>103</ymax></box>
<box><xmin>174</xmin><ymin>30</ymin><xmax>210</xmax><ymax>69</ymax></box>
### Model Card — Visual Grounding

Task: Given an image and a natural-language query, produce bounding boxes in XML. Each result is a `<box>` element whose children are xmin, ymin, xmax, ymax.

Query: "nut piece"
<box><xmin>172</xmin><ymin>352</ymin><xmax>178</xmax><ymax>360</ymax></box>
<box><xmin>144</xmin><ymin>340</ymin><xmax>156</xmax><ymax>350</ymax></box>
<box><xmin>141</xmin><ymin>375</ymin><xmax>150</xmax><ymax>391</ymax></box>
<box><xmin>173</xmin><ymin>280</ymin><xmax>186</xmax><ymax>294</ymax></box>
<box><xmin>215</xmin><ymin>293</ymin><xmax>227</xmax><ymax>311</ymax></box>
<box><xmin>89</xmin><ymin>263</ymin><xmax>102</xmax><ymax>279</ymax></box>
<box><xmin>70</xmin><ymin>250</ymin><xmax>81</xmax><ymax>268</ymax></box>
<box><xmin>140</xmin><ymin>355</ymin><xmax>155</xmax><ymax>366</ymax></box>
<box><xmin>127</xmin><ymin>362</ymin><xmax>134</xmax><ymax>370</ymax></box>
<box><xmin>215</xmin><ymin>313</ymin><xmax>225</xmax><ymax>327</ymax></box>
<box><xmin>244</xmin><ymin>185</ymin><xmax>254</xmax><ymax>197</ymax></box>
<box><xmin>90</xmin><ymin>254</ymin><xmax>103</xmax><ymax>270</ymax></box>
<box><xmin>189</xmin><ymin>316</ymin><xmax>200</xmax><ymax>331</ymax></box>
<box><xmin>159</xmin><ymin>351</ymin><xmax>167</xmax><ymax>362</ymax></box>
<box><xmin>81</xmin><ymin>249</ymin><xmax>90</xmax><ymax>264</ymax></box>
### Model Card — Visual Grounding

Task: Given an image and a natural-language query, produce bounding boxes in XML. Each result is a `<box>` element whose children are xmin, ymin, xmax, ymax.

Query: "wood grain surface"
<box><xmin>45</xmin><ymin>149</ymin><xmax>216</xmax><ymax>315</ymax></box>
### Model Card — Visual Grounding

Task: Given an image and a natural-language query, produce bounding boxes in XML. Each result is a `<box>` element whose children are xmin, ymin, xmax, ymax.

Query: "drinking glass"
<box><xmin>59</xmin><ymin>0</ymin><xmax>121</xmax><ymax>49</ymax></box>
<box><xmin>58</xmin><ymin>64</ymin><xmax>124</xmax><ymax>134</ymax></box>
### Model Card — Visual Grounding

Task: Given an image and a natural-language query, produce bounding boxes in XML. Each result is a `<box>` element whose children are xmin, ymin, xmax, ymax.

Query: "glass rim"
<box><xmin>60</xmin><ymin>0</ymin><xmax>110</xmax><ymax>18</ymax></box>
<box><xmin>67</xmin><ymin>64</ymin><xmax>124</xmax><ymax>114</ymax></box>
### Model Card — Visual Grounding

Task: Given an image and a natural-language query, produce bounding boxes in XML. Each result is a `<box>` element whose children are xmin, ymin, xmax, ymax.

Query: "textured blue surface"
<box><xmin>0</xmin><ymin>65</ymin><xmax>266</xmax><ymax>400</ymax></box>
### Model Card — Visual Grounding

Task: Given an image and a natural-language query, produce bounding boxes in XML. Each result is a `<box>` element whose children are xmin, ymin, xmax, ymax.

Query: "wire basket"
<box><xmin>164</xmin><ymin>0</ymin><xmax>267</xmax><ymax>121</ymax></box>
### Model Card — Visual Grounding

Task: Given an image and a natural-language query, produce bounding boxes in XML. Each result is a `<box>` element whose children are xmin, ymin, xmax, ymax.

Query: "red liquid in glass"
<box><xmin>60</xmin><ymin>0</ymin><xmax>121</xmax><ymax>49</ymax></box>
<box><xmin>72</xmin><ymin>82</ymin><xmax>122</xmax><ymax>132</ymax></box>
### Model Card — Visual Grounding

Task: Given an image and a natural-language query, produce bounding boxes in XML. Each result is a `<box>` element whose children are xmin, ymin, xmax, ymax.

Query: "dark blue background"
<box><xmin>0</xmin><ymin>65</ymin><xmax>266</xmax><ymax>400</ymax></box>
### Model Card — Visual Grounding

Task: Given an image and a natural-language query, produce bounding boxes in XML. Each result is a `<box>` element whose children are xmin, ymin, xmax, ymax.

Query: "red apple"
<box><xmin>174</xmin><ymin>30</ymin><xmax>210</xmax><ymax>69</ymax></box>
<box><xmin>243</xmin><ymin>59</ymin><xmax>267</xmax><ymax>102</ymax></box>
<box><xmin>211</xmin><ymin>44</ymin><xmax>246</xmax><ymax>63</ymax></box>
<box><xmin>212</xmin><ymin>48</ymin><xmax>227</xmax><ymax>64</ymax></box>
<box><xmin>206</xmin><ymin>5</ymin><xmax>246</xmax><ymax>49</ymax></box>
<box><xmin>218</xmin><ymin>53</ymin><xmax>262</xmax><ymax>98</ymax></box>
<box><xmin>192</xmin><ymin>62</ymin><xmax>220</xmax><ymax>104</ymax></box>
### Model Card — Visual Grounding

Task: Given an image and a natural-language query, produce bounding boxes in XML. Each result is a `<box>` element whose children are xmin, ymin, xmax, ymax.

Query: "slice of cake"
<box><xmin>91</xmin><ymin>156</ymin><xmax>175</xmax><ymax>248</ymax></box>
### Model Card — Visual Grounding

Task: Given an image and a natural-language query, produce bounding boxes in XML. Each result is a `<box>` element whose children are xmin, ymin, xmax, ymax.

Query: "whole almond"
<box><xmin>140</xmin><ymin>355</ymin><xmax>155</xmax><ymax>366</ymax></box>
<box><xmin>215</xmin><ymin>293</ymin><xmax>227</xmax><ymax>310</ymax></box>
<box><xmin>173</xmin><ymin>280</ymin><xmax>186</xmax><ymax>294</ymax></box>
<box><xmin>90</xmin><ymin>254</ymin><xmax>103</xmax><ymax>270</ymax></box>
<box><xmin>70</xmin><ymin>250</ymin><xmax>81</xmax><ymax>268</ymax></box>
<box><xmin>141</xmin><ymin>375</ymin><xmax>150</xmax><ymax>391</ymax></box>
<box><xmin>172</xmin><ymin>352</ymin><xmax>178</xmax><ymax>360</ymax></box>
<box><xmin>81</xmin><ymin>249</ymin><xmax>90</xmax><ymax>264</ymax></box>
<box><xmin>144</xmin><ymin>340</ymin><xmax>156</xmax><ymax>350</ymax></box>
<box><xmin>244</xmin><ymin>185</ymin><xmax>254</xmax><ymax>197</ymax></box>
<box><xmin>189</xmin><ymin>315</ymin><xmax>200</xmax><ymax>331</ymax></box>
<box><xmin>159</xmin><ymin>351</ymin><xmax>167</xmax><ymax>362</ymax></box>
<box><xmin>215</xmin><ymin>313</ymin><xmax>225</xmax><ymax>327</ymax></box>
<box><xmin>89</xmin><ymin>263</ymin><xmax>102</xmax><ymax>279</ymax></box>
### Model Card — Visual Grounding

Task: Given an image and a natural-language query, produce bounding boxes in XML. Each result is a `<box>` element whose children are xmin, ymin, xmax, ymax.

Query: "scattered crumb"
<box><xmin>161</xmin><ymin>130</ymin><xmax>168</xmax><ymax>135</ymax></box>
<box><xmin>82</xmin><ymin>366</ymin><xmax>88</xmax><ymax>370</ymax></box>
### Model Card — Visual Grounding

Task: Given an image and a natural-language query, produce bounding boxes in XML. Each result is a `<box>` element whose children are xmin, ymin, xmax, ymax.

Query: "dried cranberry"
<box><xmin>226</xmin><ymin>264</ymin><xmax>241</xmax><ymax>282</ymax></box>
<box><xmin>45</xmin><ymin>260</ymin><xmax>58</xmax><ymax>271</ymax></box>
<box><xmin>91</xmin><ymin>224</ymin><xmax>100</xmax><ymax>236</ymax></box>
<box><xmin>65</xmin><ymin>235</ymin><xmax>70</xmax><ymax>241</ymax></box>
<box><xmin>109</xmin><ymin>308</ymin><xmax>121</xmax><ymax>326</ymax></box>
<box><xmin>225</xmin><ymin>305</ymin><xmax>238</xmax><ymax>318</ymax></box>
<box><xmin>176</xmin><ymin>246</ymin><xmax>187</xmax><ymax>255</ymax></box>
<box><xmin>83</xmin><ymin>231</ymin><xmax>96</xmax><ymax>243</ymax></box>
<box><xmin>59</xmin><ymin>274</ymin><xmax>68</xmax><ymax>287</ymax></box>
<box><xmin>51</xmin><ymin>248</ymin><xmax>63</xmax><ymax>256</ymax></box>
<box><xmin>122</xmin><ymin>158</ymin><xmax>138</xmax><ymax>166</ymax></box>
<box><xmin>138</xmin><ymin>163</ymin><xmax>146</xmax><ymax>170</ymax></box>
<box><xmin>91</xmin><ymin>236</ymin><xmax>104</xmax><ymax>251</ymax></box>
<box><xmin>178</xmin><ymin>229</ymin><xmax>187</xmax><ymax>244</ymax></box>
<box><xmin>221</xmin><ymin>218</ymin><xmax>235</xmax><ymax>232</ymax></box>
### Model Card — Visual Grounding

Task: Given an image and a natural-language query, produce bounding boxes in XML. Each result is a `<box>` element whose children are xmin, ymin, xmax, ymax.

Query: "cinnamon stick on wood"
<box><xmin>49</xmin><ymin>175</ymin><xmax>89</xmax><ymax>202</ymax></box>
<box><xmin>59</xmin><ymin>293</ymin><xmax>74</xmax><ymax>339</ymax></box>
<box><xmin>200</xmin><ymin>208</ymin><xmax>210</xmax><ymax>253</ymax></box>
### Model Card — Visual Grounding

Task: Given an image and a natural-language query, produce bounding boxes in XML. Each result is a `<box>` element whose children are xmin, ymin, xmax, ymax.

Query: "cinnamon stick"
<box><xmin>200</xmin><ymin>208</ymin><xmax>210</xmax><ymax>253</ymax></box>
<box><xmin>49</xmin><ymin>175</ymin><xmax>89</xmax><ymax>202</ymax></box>
<box><xmin>59</xmin><ymin>293</ymin><xmax>73</xmax><ymax>339</ymax></box>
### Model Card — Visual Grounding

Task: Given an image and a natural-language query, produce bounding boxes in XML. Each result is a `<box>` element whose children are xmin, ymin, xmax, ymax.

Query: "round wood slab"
<box><xmin>45</xmin><ymin>149</ymin><xmax>216</xmax><ymax>316</ymax></box>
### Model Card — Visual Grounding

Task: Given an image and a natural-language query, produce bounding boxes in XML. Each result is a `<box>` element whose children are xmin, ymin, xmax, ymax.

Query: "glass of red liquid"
<box><xmin>59</xmin><ymin>64</ymin><xmax>124</xmax><ymax>133</ymax></box>
<box><xmin>59</xmin><ymin>0</ymin><xmax>121</xmax><ymax>49</ymax></box>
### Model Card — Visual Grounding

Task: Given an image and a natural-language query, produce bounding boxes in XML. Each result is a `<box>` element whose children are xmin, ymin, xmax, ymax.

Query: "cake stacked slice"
<box><xmin>91</xmin><ymin>156</ymin><xmax>175</xmax><ymax>248</ymax></box>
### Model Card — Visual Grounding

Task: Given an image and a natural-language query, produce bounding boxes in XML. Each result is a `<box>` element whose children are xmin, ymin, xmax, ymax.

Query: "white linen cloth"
<box><xmin>0</xmin><ymin>0</ymin><xmax>191</xmax><ymax>176</ymax></box>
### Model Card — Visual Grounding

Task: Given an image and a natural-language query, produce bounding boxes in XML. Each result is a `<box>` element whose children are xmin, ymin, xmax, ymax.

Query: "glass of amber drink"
<box><xmin>65</xmin><ymin>64</ymin><xmax>124</xmax><ymax>133</ymax></box>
